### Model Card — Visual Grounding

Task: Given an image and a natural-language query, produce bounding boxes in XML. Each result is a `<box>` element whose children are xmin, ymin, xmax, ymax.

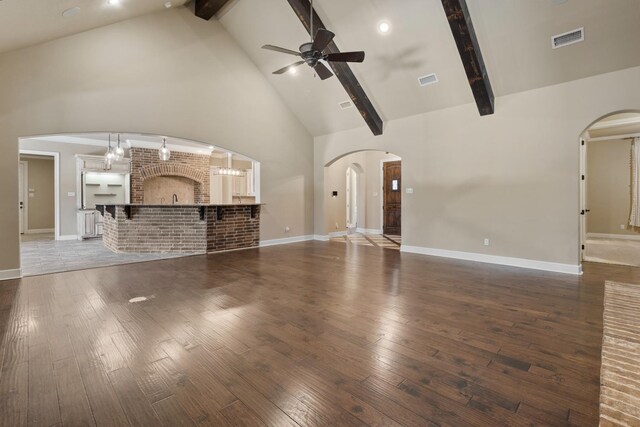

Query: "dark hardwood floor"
<box><xmin>1</xmin><ymin>241</ymin><xmax>639</xmax><ymax>426</ymax></box>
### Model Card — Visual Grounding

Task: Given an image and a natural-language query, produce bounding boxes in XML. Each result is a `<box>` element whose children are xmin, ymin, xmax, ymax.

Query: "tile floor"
<box><xmin>330</xmin><ymin>232</ymin><xmax>401</xmax><ymax>249</ymax></box>
<box><xmin>20</xmin><ymin>234</ymin><xmax>191</xmax><ymax>276</ymax></box>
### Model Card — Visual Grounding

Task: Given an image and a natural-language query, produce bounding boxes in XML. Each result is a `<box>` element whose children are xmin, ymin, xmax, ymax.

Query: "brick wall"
<box><xmin>102</xmin><ymin>206</ymin><xmax>207</xmax><ymax>253</ymax></box>
<box><xmin>101</xmin><ymin>205</ymin><xmax>260</xmax><ymax>254</ymax></box>
<box><xmin>206</xmin><ymin>206</ymin><xmax>260</xmax><ymax>252</ymax></box>
<box><xmin>130</xmin><ymin>148</ymin><xmax>211</xmax><ymax>204</ymax></box>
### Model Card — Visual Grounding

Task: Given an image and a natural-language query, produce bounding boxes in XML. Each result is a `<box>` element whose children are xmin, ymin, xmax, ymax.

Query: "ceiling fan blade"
<box><xmin>262</xmin><ymin>45</ymin><xmax>301</xmax><ymax>57</ymax></box>
<box><xmin>311</xmin><ymin>28</ymin><xmax>335</xmax><ymax>53</ymax></box>
<box><xmin>325</xmin><ymin>51</ymin><xmax>365</xmax><ymax>63</ymax></box>
<box><xmin>272</xmin><ymin>60</ymin><xmax>306</xmax><ymax>75</ymax></box>
<box><xmin>313</xmin><ymin>62</ymin><xmax>334</xmax><ymax>80</ymax></box>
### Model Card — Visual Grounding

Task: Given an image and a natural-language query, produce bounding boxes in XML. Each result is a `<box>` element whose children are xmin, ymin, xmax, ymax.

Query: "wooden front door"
<box><xmin>383</xmin><ymin>161</ymin><xmax>401</xmax><ymax>235</ymax></box>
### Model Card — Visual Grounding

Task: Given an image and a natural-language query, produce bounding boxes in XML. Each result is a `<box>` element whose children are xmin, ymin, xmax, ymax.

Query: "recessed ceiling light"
<box><xmin>107</xmin><ymin>0</ymin><xmax>120</xmax><ymax>5</ymax></box>
<box><xmin>164</xmin><ymin>1</ymin><xmax>173</xmax><ymax>8</ymax></box>
<box><xmin>62</xmin><ymin>7</ymin><xmax>81</xmax><ymax>17</ymax></box>
<box><xmin>377</xmin><ymin>21</ymin><xmax>391</xmax><ymax>34</ymax></box>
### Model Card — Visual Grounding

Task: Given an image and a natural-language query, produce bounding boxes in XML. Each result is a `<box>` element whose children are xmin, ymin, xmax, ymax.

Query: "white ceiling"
<box><xmin>0</xmin><ymin>0</ymin><xmax>188</xmax><ymax>53</ymax></box>
<box><xmin>1</xmin><ymin>0</ymin><xmax>639</xmax><ymax>137</ymax></box>
<box><xmin>218</xmin><ymin>0</ymin><xmax>640</xmax><ymax>135</ymax></box>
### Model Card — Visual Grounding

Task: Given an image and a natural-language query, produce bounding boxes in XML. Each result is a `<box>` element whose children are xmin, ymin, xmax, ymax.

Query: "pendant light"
<box><xmin>159</xmin><ymin>137</ymin><xmax>171</xmax><ymax>161</ymax></box>
<box><xmin>104</xmin><ymin>133</ymin><xmax>115</xmax><ymax>169</ymax></box>
<box><xmin>113</xmin><ymin>133</ymin><xmax>125</xmax><ymax>161</ymax></box>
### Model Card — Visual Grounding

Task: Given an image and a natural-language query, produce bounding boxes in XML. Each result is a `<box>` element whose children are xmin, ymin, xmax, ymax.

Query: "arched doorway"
<box><xmin>324</xmin><ymin>150</ymin><xmax>401</xmax><ymax>250</ymax></box>
<box><xmin>580</xmin><ymin>110</ymin><xmax>640</xmax><ymax>266</ymax></box>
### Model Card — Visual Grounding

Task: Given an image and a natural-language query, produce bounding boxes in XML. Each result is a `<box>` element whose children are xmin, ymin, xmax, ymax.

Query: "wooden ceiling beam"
<box><xmin>194</xmin><ymin>0</ymin><xmax>231</xmax><ymax>21</ymax></box>
<box><xmin>285</xmin><ymin>0</ymin><xmax>384</xmax><ymax>135</ymax></box>
<box><xmin>441</xmin><ymin>0</ymin><xmax>495</xmax><ymax>115</ymax></box>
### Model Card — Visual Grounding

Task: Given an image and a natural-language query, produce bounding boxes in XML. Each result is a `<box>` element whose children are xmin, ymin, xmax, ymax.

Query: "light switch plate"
<box><xmin>406</xmin><ymin>188</ymin><xmax>414</xmax><ymax>194</ymax></box>
<box><xmin>68</xmin><ymin>192</ymin><xmax>76</xmax><ymax>197</ymax></box>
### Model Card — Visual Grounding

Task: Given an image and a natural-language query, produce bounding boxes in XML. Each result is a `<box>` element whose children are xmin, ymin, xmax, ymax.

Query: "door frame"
<box><xmin>19</xmin><ymin>149</ymin><xmax>60</xmax><ymax>240</ymax></box>
<box><xmin>19</xmin><ymin>161</ymin><xmax>28</xmax><ymax>234</ymax></box>
<box><xmin>579</xmin><ymin>136</ymin><xmax>587</xmax><ymax>262</ymax></box>
<box><xmin>380</xmin><ymin>156</ymin><xmax>402</xmax><ymax>235</ymax></box>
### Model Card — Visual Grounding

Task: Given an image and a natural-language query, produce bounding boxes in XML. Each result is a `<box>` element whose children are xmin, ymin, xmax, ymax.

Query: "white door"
<box><xmin>579</xmin><ymin>137</ymin><xmax>587</xmax><ymax>261</ymax></box>
<box><xmin>346</xmin><ymin>167</ymin><xmax>358</xmax><ymax>229</ymax></box>
<box><xmin>18</xmin><ymin>162</ymin><xmax>25</xmax><ymax>234</ymax></box>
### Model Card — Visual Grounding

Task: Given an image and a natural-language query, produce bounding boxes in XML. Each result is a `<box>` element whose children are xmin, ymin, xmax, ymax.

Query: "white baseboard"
<box><xmin>356</xmin><ymin>228</ymin><xmax>383</xmax><ymax>235</ymax></box>
<box><xmin>26</xmin><ymin>228</ymin><xmax>54</xmax><ymax>234</ymax></box>
<box><xmin>314</xmin><ymin>235</ymin><xmax>330</xmax><ymax>241</ymax></box>
<box><xmin>260</xmin><ymin>235</ymin><xmax>314</xmax><ymax>247</ymax></box>
<box><xmin>328</xmin><ymin>231</ymin><xmax>347</xmax><ymax>237</ymax></box>
<box><xmin>57</xmin><ymin>234</ymin><xmax>78</xmax><ymax>241</ymax></box>
<box><xmin>400</xmin><ymin>245</ymin><xmax>582</xmax><ymax>275</ymax></box>
<box><xmin>587</xmin><ymin>232</ymin><xmax>640</xmax><ymax>241</ymax></box>
<box><xmin>0</xmin><ymin>268</ymin><xmax>22</xmax><ymax>281</ymax></box>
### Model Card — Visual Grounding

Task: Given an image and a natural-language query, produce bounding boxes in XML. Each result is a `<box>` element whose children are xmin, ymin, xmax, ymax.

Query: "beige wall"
<box><xmin>19</xmin><ymin>156</ymin><xmax>54</xmax><ymax>231</ymax></box>
<box><xmin>0</xmin><ymin>8</ymin><xmax>313</xmax><ymax>272</ymax></box>
<box><xmin>324</xmin><ymin>151</ymin><xmax>399</xmax><ymax>234</ymax></box>
<box><xmin>586</xmin><ymin>139</ymin><xmax>639</xmax><ymax>236</ymax></box>
<box><xmin>20</xmin><ymin>139</ymin><xmax>105</xmax><ymax>237</ymax></box>
<box><xmin>315</xmin><ymin>66</ymin><xmax>640</xmax><ymax>266</ymax></box>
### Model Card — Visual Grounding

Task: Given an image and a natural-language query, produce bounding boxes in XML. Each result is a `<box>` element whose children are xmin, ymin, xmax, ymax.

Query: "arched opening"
<box><xmin>579</xmin><ymin>110</ymin><xmax>640</xmax><ymax>267</ymax></box>
<box><xmin>17</xmin><ymin>131</ymin><xmax>260</xmax><ymax>276</ymax></box>
<box><xmin>324</xmin><ymin>150</ymin><xmax>402</xmax><ymax>250</ymax></box>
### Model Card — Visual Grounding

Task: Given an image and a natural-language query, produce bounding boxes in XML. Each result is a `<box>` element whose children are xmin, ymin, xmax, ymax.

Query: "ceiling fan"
<box><xmin>261</xmin><ymin>0</ymin><xmax>365</xmax><ymax>80</ymax></box>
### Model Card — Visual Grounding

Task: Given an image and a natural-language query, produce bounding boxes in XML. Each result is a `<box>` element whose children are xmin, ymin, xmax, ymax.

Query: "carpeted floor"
<box><xmin>583</xmin><ymin>237</ymin><xmax>640</xmax><ymax>267</ymax></box>
<box><xmin>330</xmin><ymin>232</ymin><xmax>401</xmax><ymax>249</ymax></box>
<box><xmin>600</xmin><ymin>281</ymin><xmax>640</xmax><ymax>426</ymax></box>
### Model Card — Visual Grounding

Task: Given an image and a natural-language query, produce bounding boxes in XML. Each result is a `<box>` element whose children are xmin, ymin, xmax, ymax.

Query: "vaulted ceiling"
<box><xmin>1</xmin><ymin>0</ymin><xmax>639</xmax><ymax>137</ymax></box>
<box><xmin>217</xmin><ymin>0</ymin><xmax>640</xmax><ymax>136</ymax></box>
<box><xmin>0</xmin><ymin>0</ymin><xmax>188</xmax><ymax>53</ymax></box>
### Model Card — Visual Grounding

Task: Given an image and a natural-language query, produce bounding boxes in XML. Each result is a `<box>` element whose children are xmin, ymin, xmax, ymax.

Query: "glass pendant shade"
<box><xmin>159</xmin><ymin>138</ymin><xmax>171</xmax><ymax>161</ymax></box>
<box><xmin>113</xmin><ymin>134</ymin><xmax>125</xmax><ymax>161</ymax></box>
<box><xmin>104</xmin><ymin>134</ymin><xmax>115</xmax><ymax>169</ymax></box>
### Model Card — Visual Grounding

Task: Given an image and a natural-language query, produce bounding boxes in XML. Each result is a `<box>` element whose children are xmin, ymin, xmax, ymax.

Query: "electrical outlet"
<box><xmin>285</xmin><ymin>226</ymin><xmax>291</xmax><ymax>232</ymax></box>
<box><xmin>620</xmin><ymin>224</ymin><xmax>627</xmax><ymax>230</ymax></box>
<box><xmin>406</xmin><ymin>188</ymin><xmax>414</xmax><ymax>194</ymax></box>
<box><xmin>483</xmin><ymin>238</ymin><xmax>490</xmax><ymax>246</ymax></box>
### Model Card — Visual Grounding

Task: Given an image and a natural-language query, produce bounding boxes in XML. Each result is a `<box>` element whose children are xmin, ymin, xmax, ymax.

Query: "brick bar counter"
<box><xmin>96</xmin><ymin>204</ymin><xmax>260</xmax><ymax>253</ymax></box>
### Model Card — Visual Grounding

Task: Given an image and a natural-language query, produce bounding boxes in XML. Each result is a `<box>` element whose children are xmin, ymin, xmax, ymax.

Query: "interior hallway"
<box><xmin>1</xmin><ymin>241</ymin><xmax>634</xmax><ymax>426</ymax></box>
<box><xmin>584</xmin><ymin>237</ymin><xmax>640</xmax><ymax>267</ymax></box>
<box><xmin>330</xmin><ymin>232</ymin><xmax>401</xmax><ymax>250</ymax></box>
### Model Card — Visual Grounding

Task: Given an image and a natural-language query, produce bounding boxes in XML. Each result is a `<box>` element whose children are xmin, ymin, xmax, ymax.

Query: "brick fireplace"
<box><xmin>130</xmin><ymin>147</ymin><xmax>210</xmax><ymax>204</ymax></box>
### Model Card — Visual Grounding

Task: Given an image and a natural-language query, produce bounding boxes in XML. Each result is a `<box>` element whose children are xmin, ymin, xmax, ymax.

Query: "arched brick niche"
<box><xmin>130</xmin><ymin>148</ymin><xmax>210</xmax><ymax>204</ymax></box>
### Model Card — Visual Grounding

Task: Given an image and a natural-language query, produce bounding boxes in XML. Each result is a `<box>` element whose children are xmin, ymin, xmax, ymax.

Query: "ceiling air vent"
<box><xmin>339</xmin><ymin>100</ymin><xmax>353</xmax><ymax>110</ymax></box>
<box><xmin>418</xmin><ymin>73</ymin><xmax>438</xmax><ymax>87</ymax></box>
<box><xmin>552</xmin><ymin>27</ymin><xmax>584</xmax><ymax>49</ymax></box>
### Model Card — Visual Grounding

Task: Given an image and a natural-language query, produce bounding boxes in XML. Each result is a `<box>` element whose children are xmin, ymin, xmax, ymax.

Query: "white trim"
<box><xmin>58</xmin><ymin>234</ymin><xmax>79</xmax><ymax>241</ymax></box>
<box><xmin>25</xmin><ymin>228</ymin><xmax>55</xmax><ymax>234</ymax></box>
<box><xmin>19</xmin><ymin>150</ymin><xmax>60</xmax><ymax>241</ymax></box>
<box><xmin>259</xmin><ymin>235</ymin><xmax>314</xmax><ymax>247</ymax></box>
<box><xmin>589</xmin><ymin>116</ymin><xmax>640</xmax><ymax>130</ymax></box>
<box><xmin>587</xmin><ymin>232</ymin><xmax>640</xmax><ymax>241</ymax></box>
<box><xmin>400</xmin><ymin>245</ymin><xmax>582</xmax><ymax>275</ymax></box>
<box><xmin>356</xmin><ymin>228</ymin><xmax>383</xmax><ymax>235</ymax></box>
<box><xmin>328</xmin><ymin>231</ymin><xmax>347</xmax><ymax>237</ymax></box>
<box><xmin>588</xmin><ymin>132</ymin><xmax>640</xmax><ymax>142</ymax></box>
<box><xmin>19</xmin><ymin>161</ymin><xmax>28</xmax><ymax>233</ymax></box>
<box><xmin>0</xmin><ymin>269</ymin><xmax>22</xmax><ymax>281</ymax></box>
<box><xmin>314</xmin><ymin>235</ymin><xmax>330</xmax><ymax>241</ymax></box>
